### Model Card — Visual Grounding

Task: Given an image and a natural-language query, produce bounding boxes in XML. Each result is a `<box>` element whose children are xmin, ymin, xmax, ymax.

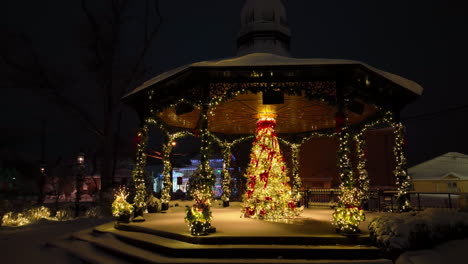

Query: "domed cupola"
<box><xmin>237</xmin><ymin>0</ymin><xmax>291</xmax><ymax>57</ymax></box>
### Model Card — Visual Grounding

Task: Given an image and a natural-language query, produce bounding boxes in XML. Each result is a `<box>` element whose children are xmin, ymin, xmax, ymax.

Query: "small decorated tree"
<box><xmin>185</xmin><ymin>166</ymin><xmax>215</xmax><ymax>235</ymax></box>
<box><xmin>242</xmin><ymin>117</ymin><xmax>299</xmax><ymax>219</ymax></box>
<box><xmin>112</xmin><ymin>186</ymin><xmax>134</xmax><ymax>222</ymax></box>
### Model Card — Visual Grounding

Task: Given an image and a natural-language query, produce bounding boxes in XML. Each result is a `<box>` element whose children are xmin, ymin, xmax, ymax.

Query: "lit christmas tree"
<box><xmin>242</xmin><ymin>116</ymin><xmax>299</xmax><ymax>219</ymax></box>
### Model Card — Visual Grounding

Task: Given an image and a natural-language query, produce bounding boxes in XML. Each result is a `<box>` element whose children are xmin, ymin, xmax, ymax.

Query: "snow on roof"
<box><xmin>409</xmin><ymin>152</ymin><xmax>468</xmax><ymax>180</ymax></box>
<box><xmin>124</xmin><ymin>53</ymin><xmax>423</xmax><ymax>98</ymax></box>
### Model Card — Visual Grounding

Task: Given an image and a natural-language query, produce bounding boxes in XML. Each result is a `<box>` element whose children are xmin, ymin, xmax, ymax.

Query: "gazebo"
<box><xmin>122</xmin><ymin>0</ymin><xmax>422</xmax><ymax>235</ymax></box>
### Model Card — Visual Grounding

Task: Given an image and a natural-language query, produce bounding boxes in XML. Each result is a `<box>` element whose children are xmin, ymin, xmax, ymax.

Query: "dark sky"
<box><xmin>1</xmin><ymin>0</ymin><xmax>468</xmax><ymax>167</ymax></box>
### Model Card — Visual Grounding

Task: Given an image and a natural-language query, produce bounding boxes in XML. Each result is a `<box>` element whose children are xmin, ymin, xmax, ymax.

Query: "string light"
<box><xmin>135</xmin><ymin>84</ymin><xmax>413</xmax><ymax>235</ymax></box>
<box><xmin>132</xmin><ymin>125</ymin><xmax>149</xmax><ymax>211</ymax></box>
<box><xmin>332</xmin><ymin>126</ymin><xmax>365</xmax><ymax>233</ymax></box>
<box><xmin>111</xmin><ymin>186</ymin><xmax>134</xmax><ymax>217</ymax></box>
<box><xmin>241</xmin><ymin>117</ymin><xmax>301</xmax><ymax>219</ymax></box>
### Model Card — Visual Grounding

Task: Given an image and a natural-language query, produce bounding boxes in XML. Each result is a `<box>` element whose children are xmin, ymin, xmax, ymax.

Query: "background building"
<box><xmin>409</xmin><ymin>152</ymin><xmax>468</xmax><ymax>192</ymax></box>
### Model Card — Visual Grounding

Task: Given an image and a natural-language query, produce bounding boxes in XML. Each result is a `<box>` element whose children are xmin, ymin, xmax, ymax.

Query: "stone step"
<box><xmin>46</xmin><ymin>233</ymin><xmax>130</xmax><ymax>264</ymax></box>
<box><xmin>112</xmin><ymin>222</ymin><xmax>373</xmax><ymax>246</ymax></box>
<box><xmin>51</xmin><ymin>227</ymin><xmax>391</xmax><ymax>264</ymax></box>
<box><xmin>87</xmin><ymin>224</ymin><xmax>385</xmax><ymax>261</ymax></box>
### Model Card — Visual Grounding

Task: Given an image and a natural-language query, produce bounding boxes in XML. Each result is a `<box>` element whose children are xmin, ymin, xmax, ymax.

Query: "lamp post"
<box><xmin>75</xmin><ymin>152</ymin><xmax>85</xmax><ymax>217</ymax></box>
<box><xmin>38</xmin><ymin>164</ymin><xmax>46</xmax><ymax>204</ymax></box>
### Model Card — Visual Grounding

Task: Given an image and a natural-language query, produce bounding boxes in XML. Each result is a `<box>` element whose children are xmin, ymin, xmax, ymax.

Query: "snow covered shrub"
<box><xmin>146</xmin><ymin>195</ymin><xmax>161</xmax><ymax>213</ymax></box>
<box><xmin>24</xmin><ymin>206</ymin><xmax>51</xmax><ymax>222</ymax></box>
<box><xmin>369</xmin><ymin>209</ymin><xmax>468</xmax><ymax>252</ymax></box>
<box><xmin>1</xmin><ymin>206</ymin><xmax>52</xmax><ymax>226</ymax></box>
<box><xmin>1</xmin><ymin>212</ymin><xmax>30</xmax><ymax>227</ymax></box>
<box><xmin>111</xmin><ymin>186</ymin><xmax>134</xmax><ymax>217</ymax></box>
<box><xmin>55</xmin><ymin>206</ymin><xmax>74</xmax><ymax>221</ymax></box>
<box><xmin>85</xmin><ymin>205</ymin><xmax>103</xmax><ymax>218</ymax></box>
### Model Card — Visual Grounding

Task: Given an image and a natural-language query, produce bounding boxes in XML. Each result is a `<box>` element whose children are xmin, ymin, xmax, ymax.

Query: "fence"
<box><xmin>299</xmin><ymin>188</ymin><xmax>468</xmax><ymax>211</ymax></box>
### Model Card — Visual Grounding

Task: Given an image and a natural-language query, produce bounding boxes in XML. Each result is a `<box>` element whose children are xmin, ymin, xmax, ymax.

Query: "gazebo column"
<box><xmin>392</xmin><ymin>118</ymin><xmax>412</xmax><ymax>212</ymax></box>
<box><xmin>353</xmin><ymin>130</ymin><xmax>370</xmax><ymax>209</ymax></box>
<box><xmin>290</xmin><ymin>143</ymin><xmax>302</xmax><ymax>202</ymax></box>
<box><xmin>221</xmin><ymin>143</ymin><xmax>232</xmax><ymax>207</ymax></box>
<box><xmin>161</xmin><ymin>134</ymin><xmax>173</xmax><ymax>211</ymax></box>
<box><xmin>332</xmin><ymin>110</ymin><xmax>365</xmax><ymax>233</ymax></box>
<box><xmin>184</xmin><ymin>101</ymin><xmax>215</xmax><ymax>235</ymax></box>
<box><xmin>131</xmin><ymin>125</ymin><xmax>149</xmax><ymax>221</ymax></box>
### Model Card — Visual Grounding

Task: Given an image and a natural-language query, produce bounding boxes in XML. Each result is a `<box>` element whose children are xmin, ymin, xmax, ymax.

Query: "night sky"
<box><xmin>1</xmin><ymin>0</ymin><xmax>468</xmax><ymax>167</ymax></box>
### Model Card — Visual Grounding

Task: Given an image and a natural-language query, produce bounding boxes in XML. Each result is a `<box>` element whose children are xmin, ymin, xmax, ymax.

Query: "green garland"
<box><xmin>220</xmin><ymin>144</ymin><xmax>232</xmax><ymax>202</ymax></box>
<box><xmin>290</xmin><ymin>143</ymin><xmax>302</xmax><ymax>201</ymax></box>
<box><xmin>332</xmin><ymin>126</ymin><xmax>365</xmax><ymax>233</ymax></box>
<box><xmin>160</xmin><ymin>131</ymin><xmax>194</xmax><ymax>203</ymax></box>
<box><xmin>132</xmin><ymin>126</ymin><xmax>149</xmax><ymax>210</ymax></box>
<box><xmin>185</xmin><ymin>104</ymin><xmax>216</xmax><ymax>235</ymax></box>
<box><xmin>354</xmin><ymin>131</ymin><xmax>370</xmax><ymax>201</ymax></box>
<box><xmin>393</xmin><ymin>121</ymin><xmax>412</xmax><ymax>212</ymax></box>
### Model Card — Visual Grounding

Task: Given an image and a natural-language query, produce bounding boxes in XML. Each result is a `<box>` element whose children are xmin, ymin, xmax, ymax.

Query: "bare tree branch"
<box><xmin>1</xmin><ymin>33</ymin><xmax>105</xmax><ymax>138</ymax></box>
<box><xmin>81</xmin><ymin>0</ymin><xmax>104</xmax><ymax>70</ymax></box>
<box><xmin>119</xmin><ymin>0</ymin><xmax>162</xmax><ymax>97</ymax></box>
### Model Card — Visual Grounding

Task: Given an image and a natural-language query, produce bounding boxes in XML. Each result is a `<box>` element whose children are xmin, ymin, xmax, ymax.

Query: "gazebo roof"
<box><xmin>123</xmin><ymin>53</ymin><xmax>423</xmax><ymax>135</ymax></box>
<box><xmin>124</xmin><ymin>53</ymin><xmax>423</xmax><ymax>99</ymax></box>
<box><xmin>409</xmin><ymin>152</ymin><xmax>468</xmax><ymax>180</ymax></box>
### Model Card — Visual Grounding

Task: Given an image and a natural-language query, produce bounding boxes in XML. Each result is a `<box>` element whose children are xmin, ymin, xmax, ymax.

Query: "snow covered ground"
<box><xmin>395</xmin><ymin>239</ymin><xmax>468</xmax><ymax>264</ymax></box>
<box><xmin>1</xmin><ymin>202</ymin><xmax>467</xmax><ymax>264</ymax></box>
<box><xmin>0</xmin><ymin>217</ymin><xmax>113</xmax><ymax>264</ymax></box>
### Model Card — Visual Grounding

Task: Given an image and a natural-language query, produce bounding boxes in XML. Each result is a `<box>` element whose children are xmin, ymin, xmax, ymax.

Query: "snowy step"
<box><xmin>112</xmin><ymin>221</ymin><xmax>373</xmax><ymax>246</ymax></box>
<box><xmin>86</xmin><ymin>224</ymin><xmax>385</xmax><ymax>261</ymax></box>
<box><xmin>62</xmin><ymin>229</ymin><xmax>391</xmax><ymax>264</ymax></box>
<box><xmin>46</xmin><ymin>233</ymin><xmax>130</xmax><ymax>264</ymax></box>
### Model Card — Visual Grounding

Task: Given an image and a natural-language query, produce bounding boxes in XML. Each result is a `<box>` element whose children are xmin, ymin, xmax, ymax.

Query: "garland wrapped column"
<box><xmin>221</xmin><ymin>143</ymin><xmax>232</xmax><ymax>207</ymax></box>
<box><xmin>131</xmin><ymin>126</ymin><xmax>149</xmax><ymax>220</ymax></box>
<box><xmin>185</xmin><ymin>103</ymin><xmax>215</xmax><ymax>235</ymax></box>
<box><xmin>161</xmin><ymin>136</ymin><xmax>173</xmax><ymax>210</ymax></box>
<box><xmin>290</xmin><ymin>143</ymin><xmax>302</xmax><ymax>202</ymax></box>
<box><xmin>393</xmin><ymin>121</ymin><xmax>412</xmax><ymax>212</ymax></box>
<box><xmin>332</xmin><ymin>121</ymin><xmax>365</xmax><ymax>233</ymax></box>
<box><xmin>354</xmin><ymin>131</ymin><xmax>370</xmax><ymax>203</ymax></box>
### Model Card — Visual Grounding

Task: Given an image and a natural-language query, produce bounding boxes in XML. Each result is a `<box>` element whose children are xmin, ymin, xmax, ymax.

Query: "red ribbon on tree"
<box><xmin>259</xmin><ymin>171</ymin><xmax>269</xmax><ymax>188</ymax></box>
<box><xmin>257</xmin><ymin>119</ymin><xmax>277</xmax><ymax>131</ymax></box>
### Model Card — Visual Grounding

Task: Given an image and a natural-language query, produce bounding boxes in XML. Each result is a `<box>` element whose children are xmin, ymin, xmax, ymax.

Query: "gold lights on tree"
<box><xmin>332</xmin><ymin>126</ymin><xmax>365</xmax><ymax>233</ymax></box>
<box><xmin>132</xmin><ymin>126</ymin><xmax>149</xmax><ymax>212</ymax></box>
<box><xmin>393</xmin><ymin>121</ymin><xmax>411</xmax><ymax>212</ymax></box>
<box><xmin>242</xmin><ymin>117</ymin><xmax>300</xmax><ymax>219</ymax></box>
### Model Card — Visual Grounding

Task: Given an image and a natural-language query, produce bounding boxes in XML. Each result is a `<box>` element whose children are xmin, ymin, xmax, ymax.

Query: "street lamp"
<box><xmin>38</xmin><ymin>163</ymin><xmax>47</xmax><ymax>204</ymax></box>
<box><xmin>170</xmin><ymin>140</ymin><xmax>177</xmax><ymax>147</ymax></box>
<box><xmin>77</xmin><ymin>152</ymin><xmax>85</xmax><ymax>166</ymax></box>
<box><xmin>75</xmin><ymin>152</ymin><xmax>85</xmax><ymax>217</ymax></box>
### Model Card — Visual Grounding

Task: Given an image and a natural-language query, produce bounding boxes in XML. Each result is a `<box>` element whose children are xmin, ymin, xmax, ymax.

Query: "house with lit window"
<box><xmin>153</xmin><ymin>156</ymin><xmax>243</xmax><ymax>199</ymax></box>
<box><xmin>408</xmin><ymin>152</ymin><xmax>468</xmax><ymax>193</ymax></box>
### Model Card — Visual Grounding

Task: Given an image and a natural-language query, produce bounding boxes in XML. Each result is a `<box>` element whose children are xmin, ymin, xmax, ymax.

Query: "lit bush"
<box><xmin>55</xmin><ymin>207</ymin><xmax>74</xmax><ymax>221</ymax></box>
<box><xmin>1</xmin><ymin>212</ymin><xmax>30</xmax><ymax>227</ymax></box>
<box><xmin>24</xmin><ymin>206</ymin><xmax>51</xmax><ymax>222</ymax></box>
<box><xmin>85</xmin><ymin>206</ymin><xmax>103</xmax><ymax>218</ymax></box>
<box><xmin>112</xmin><ymin>186</ymin><xmax>134</xmax><ymax>217</ymax></box>
<box><xmin>332</xmin><ymin>205</ymin><xmax>365</xmax><ymax>233</ymax></box>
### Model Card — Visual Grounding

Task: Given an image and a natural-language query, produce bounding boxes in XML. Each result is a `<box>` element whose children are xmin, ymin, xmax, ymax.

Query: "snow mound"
<box><xmin>368</xmin><ymin>209</ymin><xmax>468</xmax><ymax>252</ymax></box>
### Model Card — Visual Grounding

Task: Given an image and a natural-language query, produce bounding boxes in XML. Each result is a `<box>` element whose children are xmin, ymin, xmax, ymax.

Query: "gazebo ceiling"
<box><xmin>123</xmin><ymin>53</ymin><xmax>422</xmax><ymax>134</ymax></box>
<box><xmin>158</xmin><ymin>92</ymin><xmax>379</xmax><ymax>134</ymax></box>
